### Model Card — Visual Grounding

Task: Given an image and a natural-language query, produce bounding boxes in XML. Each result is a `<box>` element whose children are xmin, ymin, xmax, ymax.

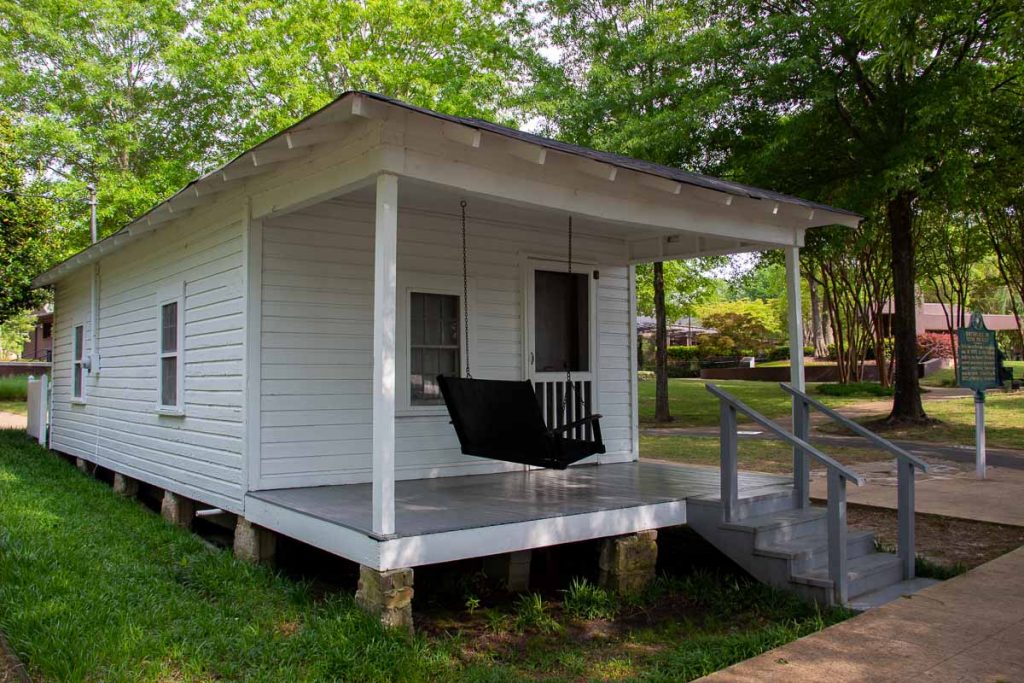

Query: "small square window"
<box><xmin>409</xmin><ymin>292</ymin><xmax>460</xmax><ymax>406</ymax></box>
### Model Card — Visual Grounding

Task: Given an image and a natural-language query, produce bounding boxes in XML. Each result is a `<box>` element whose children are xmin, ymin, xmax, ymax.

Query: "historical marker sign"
<box><xmin>957</xmin><ymin>312</ymin><xmax>1001</xmax><ymax>392</ymax></box>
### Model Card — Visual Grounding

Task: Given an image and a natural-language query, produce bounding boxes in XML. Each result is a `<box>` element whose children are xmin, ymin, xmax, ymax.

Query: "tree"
<box><xmin>697</xmin><ymin>299</ymin><xmax>783</xmax><ymax>357</ymax></box>
<box><xmin>694</xmin><ymin>0</ymin><xmax>1021</xmax><ymax>422</ymax></box>
<box><xmin>2</xmin><ymin>0</ymin><xmax>538</xmax><ymax>239</ymax></box>
<box><xmin>0</xmin><ymin>115</ymin><xmax>65</xmax><ymax>323</ymax></box>
<box><xmin>636</xmin><ymin>259</ymin><xmax>721</xmax><ymax>422</ymax></box>
<box><xmin>0</xmin><ymin>310</ymin><xmax>35</xmax><ymax>359</ymax></box>
<box><xmin>918</xmin><ymin>211</ymin><xmax>992</xmax><ymax>374</ymax></box>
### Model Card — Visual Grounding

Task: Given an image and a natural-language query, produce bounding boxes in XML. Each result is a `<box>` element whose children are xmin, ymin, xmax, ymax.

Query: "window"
<box><xmin>533</xmin><ymin>270</ymin><xmax>589</xmax><ymax>372</ymax></box>
<box><xmin>42</xmin><ymin>322</ymin><xmax>51</xmax><ymax>339</ymax></box>
<box><xmin>72</xmin><ymin>324</ymin><xmax>85</xmax><ymax>400</ymax></box>
<box><xmin>409</xmin><ymin>292</ymin><xmax>461</xmax><ymax>405</ymax></box>
<box><xmin>159</xmin><ymin>300</ymin><xmax>182</xmax><ymax>409</ymax></box>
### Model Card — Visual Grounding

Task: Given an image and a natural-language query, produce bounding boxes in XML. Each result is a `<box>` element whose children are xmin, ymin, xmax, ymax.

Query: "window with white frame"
<box><xmin>408</xmin><ymin>291</ymin><xmax>461</xmax><ymax>406</ymax></box>
<box><xmin>72</xmin><ymin>324</ymin><xmax>85</xmax><ymax>400</ymax></box>
<box><xmin>158</xmin><ymin>300</ymin><xmax>183</xmax><ymax>409</ymax></box>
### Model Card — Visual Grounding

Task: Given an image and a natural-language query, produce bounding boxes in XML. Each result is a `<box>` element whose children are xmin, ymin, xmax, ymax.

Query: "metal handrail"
<box><xmin>705</xmin><ymin>383</ymin><xmax>865</xmax><ymax>486</ymax></box>
<box><xmin>779</xmin><ymin>383</ymin><xmax>930</xmax><ymax>473</ymax></box>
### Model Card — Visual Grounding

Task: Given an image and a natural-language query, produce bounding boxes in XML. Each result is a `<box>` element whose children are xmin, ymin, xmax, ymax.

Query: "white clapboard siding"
<box><xmin>50</xmin><ymin>215</ymin><xmax>247</xmax><ymax>512</ymax></box>
<box><xmin>257</xmin><ymin>199</ymin><xmax>635</xmax><ymax>489</ymax></box>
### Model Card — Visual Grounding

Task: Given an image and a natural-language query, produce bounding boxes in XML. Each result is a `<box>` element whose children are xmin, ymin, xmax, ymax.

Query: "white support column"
<box><xmin>372</xmin><ymin>173</ymin><xmax>399</xmax><ymax>536</ymax></box>
<box><xmin>785</xmin><ymin>246</ymin><xmax>806</xmax><ymax>391</ymax></box>
<box><xmin>785</xmin><ymin>246</ymin><xmax>810</xmax><ymax>505</ymax></box>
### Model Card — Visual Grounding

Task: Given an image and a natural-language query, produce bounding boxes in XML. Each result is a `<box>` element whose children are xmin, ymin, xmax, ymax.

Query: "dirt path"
<box><xmin>0</xmin><ymin>412</ymin><xmax>26</xmax><ymax>430</ymax></box>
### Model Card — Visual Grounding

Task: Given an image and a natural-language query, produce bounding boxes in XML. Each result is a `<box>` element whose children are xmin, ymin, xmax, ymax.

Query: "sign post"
<box><xmin>956</xmin><ymin>312</ymin><xmax>1002</xmax><ymax>480</ymax></box>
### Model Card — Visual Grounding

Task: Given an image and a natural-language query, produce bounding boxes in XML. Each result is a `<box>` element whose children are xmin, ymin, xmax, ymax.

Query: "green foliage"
<box><xmin>0</xmin><ymin>376</ymin><xmax>29</xmax><ymax>401</ymax></box>
<box><xmin>562</xmin><ymin>577</ymin><xmax>618</xmax><ymax>621</ymax></box>
<box><xmin>766</xmin><ymin>345</ymin><xmax>815</xmax><ymax>362</ymax></box>
<box><xmin>635</xmin><ymin>259</ymin><xmax>723</xmax><ymax>323</ymax></box>
<box><xmin>815</xmin><ymin>382</ymin><xmax>894</xmax><ymax>398</ymax></box>
<box><xmin>666</xmin><ymin>345</ymin><xmax>700</xmax><ymax>362</ymax></box>
<box><xmin>512</xmin><ymin>593</ymin><xmax>560</xmax><ymax>634</ymax></box>
<box><xmin>697</xmin><ymin>299</ymin><xmax>783</xmax><ymax>356</ymax></box>
<box><xmin>0</xmin><ymin>311</ymin><xmax>35</xmax><ymax>358</ymax></box>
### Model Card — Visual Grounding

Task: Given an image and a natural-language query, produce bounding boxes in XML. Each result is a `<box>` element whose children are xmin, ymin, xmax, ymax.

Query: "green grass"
<box><xmin>638</xmin><ymin>378</ymin><xmax>861</xmax><ymax>425</ymax></box>
<box><xmin>0</xmin><ymin>430</ymin><xmax>448</xmax><ymax>682</ymax></box>
<box><xmin>0</xmin><ymin>400</ymin><xmax>26</xmax><ymax>416</ymax></box>
<box><xmin>0</xmin><ymin>375</ymin><xmax>29</xmax><ymax>401</ymax></box>
<box><xmin>0</xmin><ymin>430</ymin><xmax>852</xmax><ymax>682</ymax></box>
<box><xmin>640</xmin><ymin>435</ymin><xmax>892</xmax><ymax>473</ymax></box>
<box><xmin>816</xmin><ymin>381</ymin><xmax>894</xmax><ymax>397</ymax></box>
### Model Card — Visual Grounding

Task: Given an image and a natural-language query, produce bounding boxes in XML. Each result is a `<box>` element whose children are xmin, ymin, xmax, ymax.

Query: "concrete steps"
<box><xmin>686</xmin><ymin>489</ymin><xmax>934</xmax><ymax>608</ymax></box>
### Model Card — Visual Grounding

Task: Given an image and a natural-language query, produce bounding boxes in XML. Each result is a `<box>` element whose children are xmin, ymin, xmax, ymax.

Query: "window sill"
<box><xmin>155</xmin><ymin>406</ymin><xmax>185</xmax><ymax>417</ymax></box>
<box><xmin>70</xmin><ymin>398</ymin><xmax>87</xmax><ymax>406</ymax></box>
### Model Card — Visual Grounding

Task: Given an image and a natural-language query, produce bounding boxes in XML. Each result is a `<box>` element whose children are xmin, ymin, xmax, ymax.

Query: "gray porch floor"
<box><xmin>248</xmin><ymin>461</ymin><xmax>787</xmax><ymax>540</ymax></box>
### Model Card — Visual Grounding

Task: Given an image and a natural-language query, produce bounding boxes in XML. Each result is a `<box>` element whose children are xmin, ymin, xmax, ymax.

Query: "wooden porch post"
<box><xmin>785</xmin><ymin>246</ymin><xmax>810</xmax><ymax>505</ymax></box>
<box><xmin>372</xmin><ymin>173</ymin><xmax>398</xmax><ymax>536</ymax></box>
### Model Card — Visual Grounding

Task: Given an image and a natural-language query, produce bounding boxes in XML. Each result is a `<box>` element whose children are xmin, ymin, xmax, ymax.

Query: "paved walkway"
<box><xmin>0</xmin><ymin>412</ymin><xmax>26</xmax><ymax>430</ymax></box>
<box><xmin>704</xmin><ymin>545</ymin><xmax>1024</xmax><ymax>682</ymax></box>
<box><xmin>810</xmin><ymin>459</ymin><xmax>1024</xmax><ymax>527</ymax></box>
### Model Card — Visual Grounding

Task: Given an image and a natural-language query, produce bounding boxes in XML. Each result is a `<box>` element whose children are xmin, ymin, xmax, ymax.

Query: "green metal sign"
<box><xmin>957</xmin><ymin>312</ymin><xmax>1001</xmax><ymax>392</ymax></box>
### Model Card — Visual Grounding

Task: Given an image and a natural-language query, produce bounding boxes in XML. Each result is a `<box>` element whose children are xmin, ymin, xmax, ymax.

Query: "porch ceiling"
<box><xmin>339</xmin><ymin>177</ymin><xmax>783</xmax><ymax>263</ymax></box>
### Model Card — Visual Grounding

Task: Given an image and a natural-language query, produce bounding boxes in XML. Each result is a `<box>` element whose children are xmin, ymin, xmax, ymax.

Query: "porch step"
<box><xmin>847</xmin><ymin>577</ymin><xmax>940</xmax><ymax>611</ymax></box>
<box><xmin>792</xmin><ymin>551</ymin><xmax>904</xmax><ymax>599</ymax></box>
<box><xmin>687</xmin><ymin>487</ymin><xmax>929</xmax><ymax>609</ymax></box>
<box><xmin>755</xmin><ymin>529</ymin><xmax>876</xmax><ymax>573</ymax></box>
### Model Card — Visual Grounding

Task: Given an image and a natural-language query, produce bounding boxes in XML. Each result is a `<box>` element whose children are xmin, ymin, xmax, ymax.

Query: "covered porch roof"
<box><xmin>33</xmin><ymin>90</ymin><xmax>860</xmax><ymax>287</ymax></box>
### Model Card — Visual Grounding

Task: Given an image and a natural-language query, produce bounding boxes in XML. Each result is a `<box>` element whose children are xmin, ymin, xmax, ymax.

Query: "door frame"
<box><xmin>521</xmin><ymin>256</ymin><xmax>599</xmax><ymax>397</ymax></box>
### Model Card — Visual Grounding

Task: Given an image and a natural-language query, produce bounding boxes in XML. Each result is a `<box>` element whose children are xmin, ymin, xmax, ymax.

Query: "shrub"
<box><xmin>918</xmin><ymin>332</ymin><xmax>955</xmax><ymax>360</ymax></box>
<box><xmin>562</xmin><ymin>578</ymin><xmax>618</xmax><ymax>621</ymax></box>
<box><xmin>666</xmin><ymin>345</ymin><xmax>701</xmax><ymax>362</ymax></box>
<box><xmin>766</xmin><ymin>345</ymin><xmax>816</xmax><ymax>362</ymax></box>
<box><xmin>816</xmin><ymin>382</ymin><xmax>894</xmax><ymax>397</ymax></box>
<box><xmin>0</xmin><ymin>375</ymin><xmax>29</xmax><ymax>401</ymax></box>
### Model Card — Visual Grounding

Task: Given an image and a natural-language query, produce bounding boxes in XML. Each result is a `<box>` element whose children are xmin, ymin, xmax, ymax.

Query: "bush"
<box><xmin>766</xmin><ymin>345</ymin><xmax>816</xmax><ymax>362</ymax></box>
<box><xmin>816</xmin><ymin>382</ymin><xmax>894</xmax><ymax>397</ymax></box>
<box><xmin>666</xmin><ymin>345</ymin><xmax>701</xmax><ymax>362</ymax></box>
<box><xmin>918</xmin><ymin>332</ymin><xmax>955</xmax><ymax>360</ymax></box>
<box><xmin>0</xmin><ymin>375</ymin><xmax>29</xmax><ymax>401</ymax></box>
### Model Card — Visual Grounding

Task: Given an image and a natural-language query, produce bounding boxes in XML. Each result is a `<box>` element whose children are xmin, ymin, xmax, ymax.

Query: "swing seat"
<box><xmin>437</xmin><ymin>375</ymin><xmax>605</xmax><ymax>469</ymax></box>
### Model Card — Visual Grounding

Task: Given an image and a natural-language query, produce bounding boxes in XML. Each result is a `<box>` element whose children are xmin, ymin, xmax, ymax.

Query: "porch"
<box><xmin>244</xmin><ymin>460</ymin><xmax>788</xmax><ymax>570</ymax></box>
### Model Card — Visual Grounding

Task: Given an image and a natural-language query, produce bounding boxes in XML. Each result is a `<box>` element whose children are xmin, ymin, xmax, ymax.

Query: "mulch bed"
<box><xmin>846</xmin><ymin>503</ymin><xmax>1024</xmax><ymax>569</ymax></box>
<box><xmin>0</xmin><ymin>632</ymin><xmax>30</xmax><ymax>683</ymax></box>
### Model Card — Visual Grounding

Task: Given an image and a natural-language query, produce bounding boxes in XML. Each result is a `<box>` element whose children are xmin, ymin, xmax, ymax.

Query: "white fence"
<box><xmin>26</xmin><ymin>374</ymin><xmax>48</xmax><ymax>445</ymax></box>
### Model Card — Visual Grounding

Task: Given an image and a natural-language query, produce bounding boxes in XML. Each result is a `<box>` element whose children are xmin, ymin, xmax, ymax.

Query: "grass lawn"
<box><xmin>640</xmin><ymin>435</ymin><xmax>890</xmax><ymax>474</ymax></box>
<box><xmin>0</xmin><ymin>430</ymin><xmax>853</xmax><ymax>682</ymax></box>
<box><xmin>0</xmin><ymin>376</ymin><xmax>29</xmax><ymax>402</ymax></box>
<box><xmin>638</xmin><ymin>378</ymin><xmax>862</xmax><ymax>426</ymax></box>
<box><xmin>0</xmin><ymin>401</ymin><xmax>26</xmax><ymax>416</ymax></box>
<box><xmin>821</xmin><ymin>390</ymin><xmax>1024</xmax><ymax>451</ymax></box>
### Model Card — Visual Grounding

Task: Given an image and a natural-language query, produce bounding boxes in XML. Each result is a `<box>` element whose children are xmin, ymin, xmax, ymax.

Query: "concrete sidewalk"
<box><xmin>704</xmin><ymin>545</ymin><xmax>1024</xmax><ymax>682</ymax></box>
<box><xmin>811</xmin><ymin>460</ymin><xmax>1024</xmax><ymax>528</ymax></box>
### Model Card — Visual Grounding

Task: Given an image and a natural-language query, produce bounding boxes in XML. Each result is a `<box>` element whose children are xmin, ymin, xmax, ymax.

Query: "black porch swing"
<box><xmin>436</xmin><ymin>201</ymin><xmax>605</xmax><ymax>470</ymax></box>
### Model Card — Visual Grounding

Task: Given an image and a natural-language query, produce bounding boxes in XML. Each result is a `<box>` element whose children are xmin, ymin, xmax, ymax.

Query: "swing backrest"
<box><xmin>437</xmin><ymin>376</ymin><xmax>555</xmax><ymax>462</ymax></box>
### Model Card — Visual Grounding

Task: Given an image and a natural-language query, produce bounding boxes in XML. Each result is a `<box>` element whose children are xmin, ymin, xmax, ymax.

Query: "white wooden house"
<box><xmin>36</xmin><ymin>92</ymin><xmax>921</xmax><ymax>625</ymax></box>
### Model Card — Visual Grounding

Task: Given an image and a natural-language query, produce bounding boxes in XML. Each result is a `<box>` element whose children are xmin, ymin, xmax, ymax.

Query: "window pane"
<box><xmin>409</xmin><ymin>292</ymin><xmax>461</xmax><ymax>405</ymax></box>
<box><xmin>162</xmin><ymin>302</ymin><xmax>178</xmax><ymax>353</ymax></box>
<box><xmin>534</xmin><ymin>271</ymin><xmax>589</xmax><ymax>372</ymax></box>
<box><xmin>73</xmin><ymin>365</ymin><xmax>82</xmax><ymax>398</ymax></box>
<box><xmin>161</xmin><ymin>356</ymin><xmax>177</xmax><ymax>406</ymax></box>
<box><xmin>74</xmin><ymin>325</ymin><xmax>83</xmax><ymax>360</ymax></box>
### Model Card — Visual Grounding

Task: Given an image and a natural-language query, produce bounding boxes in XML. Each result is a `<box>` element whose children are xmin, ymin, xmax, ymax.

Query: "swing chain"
<box><xmin>560</xmin><ymin>214</ymin><xmax>590</xmax><ymax>423</ymax></box>
<box><xmin>460</xmin><ymin>200</ymin><xmax>471</xmax><ymax>378</ymax></box>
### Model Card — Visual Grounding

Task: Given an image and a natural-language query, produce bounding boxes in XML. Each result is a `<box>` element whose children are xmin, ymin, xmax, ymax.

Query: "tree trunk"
<box><xmin>654</xmin><ymin>261</ymin><xmax>672</xmax><ymax>423</ymax></box>
<box><xmin>808</xmin><ymin>275</ymin><xmax>827</xmax><ymax>358</ymax></box>
<box><xmin>887</xmin><ymin>191</ymin><xmax>927</xmax><ymax>422</ymax></box>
